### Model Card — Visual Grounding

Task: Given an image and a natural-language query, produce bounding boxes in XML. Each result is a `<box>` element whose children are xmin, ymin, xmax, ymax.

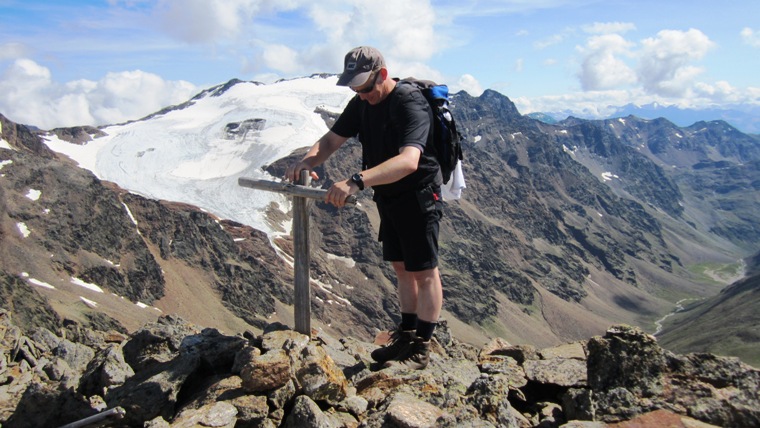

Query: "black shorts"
<box><xmin>376</xmin><ymin>186</ymin><xmax>443</xmax><ymax>272</ymax></box>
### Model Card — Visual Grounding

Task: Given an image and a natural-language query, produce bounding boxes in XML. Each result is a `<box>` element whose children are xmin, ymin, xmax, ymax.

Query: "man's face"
<box><xmin>351</xmin><ymin>71</ymin><xmax>383</xmax><ymax>105</ymax></box>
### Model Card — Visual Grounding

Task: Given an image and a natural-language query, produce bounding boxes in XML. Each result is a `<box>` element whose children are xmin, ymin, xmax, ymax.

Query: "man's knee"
<box><xmin>411</xmin><ymin>268</ymin><xmax>440</xmax><ymax>285</ymax></box>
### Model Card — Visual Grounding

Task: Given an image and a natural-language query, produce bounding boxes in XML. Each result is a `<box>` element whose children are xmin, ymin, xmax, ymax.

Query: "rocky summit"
<box><xmin>1</xmin><ymin>310</ymin><xmax>759</xmax><ymax>427</ymax></box>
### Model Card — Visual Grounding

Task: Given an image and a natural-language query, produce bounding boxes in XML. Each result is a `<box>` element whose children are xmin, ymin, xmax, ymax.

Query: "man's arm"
<box><xmin>362</xmin><ymin>145</ymin><xmax>421</xmax><ymax>187</ymax></box>
<box><xmin>325</xmin><ymin>146</ymin><xmax>421</xmax><ymax>207</ymax></box>
<box><xmin>285</xmin><ymin>130</ymin><xmax>348</xmax><ymax>183</ymax></box>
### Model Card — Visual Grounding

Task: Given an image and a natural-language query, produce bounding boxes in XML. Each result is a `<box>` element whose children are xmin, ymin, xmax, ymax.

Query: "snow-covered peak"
<box><xmin>43</xmin><ymin>75</ymin><xmax>354</xmax><ymax>236</ymax></box>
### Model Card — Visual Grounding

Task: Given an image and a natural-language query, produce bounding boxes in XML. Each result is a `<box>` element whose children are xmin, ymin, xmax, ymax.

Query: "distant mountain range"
<box><xmin>529</xmin><ymin>103</ymin><xmax>760</xmax><ymax>135</ymax></box>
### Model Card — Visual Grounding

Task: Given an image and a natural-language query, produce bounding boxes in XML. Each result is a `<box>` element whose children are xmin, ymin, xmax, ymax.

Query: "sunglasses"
<box><xmin>352</xmin><ymin>72</ymin><xmax>380</xmax><ymax>94</ymax></box>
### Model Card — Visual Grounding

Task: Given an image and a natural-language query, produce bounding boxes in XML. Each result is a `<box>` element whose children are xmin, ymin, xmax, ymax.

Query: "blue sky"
<box><xmin>1</xmin><ymin>0</ymin><xmax>759</xmax><ymax>129</ymax></box>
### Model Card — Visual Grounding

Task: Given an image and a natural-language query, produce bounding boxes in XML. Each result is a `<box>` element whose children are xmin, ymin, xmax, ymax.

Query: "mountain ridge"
<box><xmin>1</xmin><ymin>75</ymin><xmax>759</xmax><ymax>366</ymax></box>
<box><xmin>532</xmin><ymin>102</ymin><xmax>760</xmax><ymax>135</ymax></box>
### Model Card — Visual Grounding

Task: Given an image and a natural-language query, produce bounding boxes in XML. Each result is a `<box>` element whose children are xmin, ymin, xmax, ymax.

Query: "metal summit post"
<box><xmin>238</xmin><ymin>172</ymin><xmax>356</xmax><ymax>335</ymax></box>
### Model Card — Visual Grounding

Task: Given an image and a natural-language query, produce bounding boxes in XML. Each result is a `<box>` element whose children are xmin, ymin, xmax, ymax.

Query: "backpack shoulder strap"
<box><xmin>393</xmin><ymin>79</ymin><xmax>418</xmax><ymax>97</ymax></box>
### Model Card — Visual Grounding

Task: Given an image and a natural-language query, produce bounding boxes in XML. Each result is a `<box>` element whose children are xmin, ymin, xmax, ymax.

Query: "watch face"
<box><xmin>352</xmin><ymin>173</ymin><xmax>364</xmax><ymax>189</ymax></box>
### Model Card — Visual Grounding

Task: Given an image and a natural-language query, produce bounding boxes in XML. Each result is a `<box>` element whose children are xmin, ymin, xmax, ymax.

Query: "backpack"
<box><xmin>398</xmin><ymin>78</ymin><xmax>463</xmax><ymax>185</ymax></box>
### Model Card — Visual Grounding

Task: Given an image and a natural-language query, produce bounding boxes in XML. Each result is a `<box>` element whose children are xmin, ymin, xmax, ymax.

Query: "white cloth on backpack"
<box><xmin>441</xmin><ymin>160</ymin><xmax>465</xmax><ymax>201</ymax></box>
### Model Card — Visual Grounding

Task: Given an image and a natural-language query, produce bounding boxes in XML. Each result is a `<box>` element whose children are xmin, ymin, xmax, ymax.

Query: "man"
<box><xmin>285</xmin><ymin>46</ymin><xmax>443</xmax><ymax>370</ymax></box>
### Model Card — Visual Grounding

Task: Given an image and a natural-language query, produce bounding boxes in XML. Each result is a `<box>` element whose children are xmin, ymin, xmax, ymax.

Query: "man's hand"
<box><xmin>285</xmin><ymin>161</ymin><xmax>319</xmax><ymax>183</ymax></box>
<box><xmin>325</xmin><ymin>179</ymin><xmax>359</xmax><ymax>207</ymax></box>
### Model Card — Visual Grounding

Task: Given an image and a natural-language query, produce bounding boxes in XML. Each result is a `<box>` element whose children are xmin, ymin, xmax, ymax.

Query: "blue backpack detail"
<box><xmin>399</xmin><ymin>78</ymin><xmax>464</xmax><ymax>185</ymax></box>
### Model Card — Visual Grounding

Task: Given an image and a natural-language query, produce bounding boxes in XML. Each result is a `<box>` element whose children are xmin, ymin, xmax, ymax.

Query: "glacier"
<box><xmin>43</xmin><ymin>75</ymin><xmax>353</xmax><ymax>236</ymax></box>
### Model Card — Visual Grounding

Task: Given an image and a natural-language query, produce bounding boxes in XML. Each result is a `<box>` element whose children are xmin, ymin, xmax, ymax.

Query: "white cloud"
<box><xmin>393</xmin><ymin>61</ymin><xmax>444</xmax><ymax>84</ymax></box>
<box><xmin>573</xmin><ymin>28</ymin><xmax>725</xmax><ymax>102</ymax></box>
<box><xmin>324</xmin><ymin>0</ymin><xmax>439</xmax><ymax>66</ymax></box>
<box><xmin>154</xmin><ymin>0</ymin><xmax>266</xmax><ymax>43</ymax></box>
<box><xmin>637</xmin><ymin>28</ymin><xmax>715</xmax><ymax>97</ymax></box>
<box><xmin>534</xmin><ymin>33</ymin><xmax>566</xmax><ymax>50</ymax></box>
<box><xmin>582</xmin><ymin>22</ymin><xmax>636</xmax><ymax>35</ymax></box>
<box><xmin>0</xmin><ymin>59</ymin><xmax>197</xmax><ymax>129</ymax></box>
<box><xmin>145</xmin><ymin>0</ymin><xmax>443</xmax><ymax>82</ymax></box>
<box><xmin>0</xmin><ymin>42</ymin><xmax>28</xmax><ymax>60</ymax></box>
<box><xmin>513</xmin><ymin>89</ymin><xmax>635</xmax><ymax>118</ymax></box>
<box><xmin>741</xmin><ymin>27</ymin><xmax>760</xmax><ymax>48</ymax></box>
<box><xmin>455</xmin><ymin>74</ymin><xmax>484</xmax><ymax>97</ymax></box>
<box><xmin>298</xmin><ymin>0</ymin><xmax>448</xmax><ymax>80</ymax></box>
<box><xmin>577</xmin><ymin>34</ymin><xmax>636</xmax><ymax>90</ymax></box>
<box><xmin>262</xmin><ymin>44</ymin><xmax>301</xmax><ymax>74</ymax></box>
<box><xmin>691</xmin><ymin>80</ymin><xmax>755</xmax><ymax>105</ymax></box>
<box><xmin>514</xmin><ymin>58</ymin><xmax>524</xmax><ymax>72</ymax></box>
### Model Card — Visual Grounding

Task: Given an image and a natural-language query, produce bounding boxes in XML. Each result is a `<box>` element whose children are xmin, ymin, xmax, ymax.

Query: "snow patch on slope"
<box><xmin>43</xmin><ymin>76</ymin><xmax>353</xmax><ymax>236</ymax></box>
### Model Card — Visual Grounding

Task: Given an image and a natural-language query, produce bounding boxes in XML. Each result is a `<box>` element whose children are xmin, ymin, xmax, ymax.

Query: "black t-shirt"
<box><xmin>331</xmin><ymin>82</ymin><xmax>442</xmax><ymax>197</ymax></box>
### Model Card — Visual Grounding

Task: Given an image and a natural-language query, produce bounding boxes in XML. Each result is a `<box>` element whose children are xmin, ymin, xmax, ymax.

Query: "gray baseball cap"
<box><xmin>336</xmin><ymin>46</ymin><xmax>386</xmax><ymax>87</ymax></box>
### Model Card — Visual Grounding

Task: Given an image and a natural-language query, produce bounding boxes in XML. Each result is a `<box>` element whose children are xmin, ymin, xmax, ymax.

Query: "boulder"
<box><xmin>240</xmin><ymin>349</ymin><xmax>291</xmax><ymax>392</ymax></box>
<box><xmin>77</xmin><ymin>343</ymin><xmax>134</xmax><ymax>396</ymax></box>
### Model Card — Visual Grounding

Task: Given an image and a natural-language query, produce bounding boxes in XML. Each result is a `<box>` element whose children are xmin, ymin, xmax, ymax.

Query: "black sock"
<box><xmin>416</xmin><ymin>320</ymin><xmax>437</xmax><ymax>341</ymax></box>
<box><xmin>400</xmin><ymin>313</ymin><xmax>418</xmax><ymax>331</ymax></box>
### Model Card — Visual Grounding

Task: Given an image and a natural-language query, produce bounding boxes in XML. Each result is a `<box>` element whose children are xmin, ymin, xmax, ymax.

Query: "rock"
<box><xmin>268</xmin><ymin>379</ymin><xmax>297</xmax><ymax>411</ymax></box>
<box><xmin>561</xmin><ymin>388</ymin><xmax>595</xmax><ymax>421</ymax></box>
<box><xmin>232</xmin><ymin>344</ymin><xmax>261</xmax><ymax>374</ymax></box>
<box><xmin>537</xmin><ymin>401</ymin><xmax>565</xmax><ymax>426</ymax></box>
<box><xmin>4</xmin><ymin>381</ymin><xmax>96</xmax><ymax>428</ymax></box>
<box><xmin>172</xmin><ymin>401</ymin><xmax>238</xmax><ymax>428</ymax></box>
<box><xmin>104</xmin><ymin>351</ymin><xmax>201</xmax><ymax>426</ymax></box>
<box><xmin>593</xmin><ymin>387</ymin><xmax>641</xmax><ymax>422</ymax></box>
<box><xmin>261</xmin><ymin>328</ymin><xmax>310</xmax><ymax>352</ymax></box>
<box><xmin>341</xmin><ymin>394</ymin><xmax>369</xmax><ymax>417</ymax></box>
<box><xmin>479</xmin><ymin>355</ymin><xmax>528</xmax><ymax>389</ymax></box>
<box><xmin>606</xmin><ymin>409</ymin><xmax>721</xmax><ymax>427</ymax></box>
<box><xmin>43</xmin><ymin>357</ymin><xmax>72</xmax><ymax>381</ymax></box>
<box><xmin>77</xmin><ymin>343</ymin><xmax>134</xmax><ymax>396</ymax></box>
<box><xmin>560</xmin><ymin>422</ymin><xmax>605</xmax><ymax>428</ymax></box>
<box><xmin>479</xmin><ymin>337</ymin><xmax>512</xmax><ymax>358</ymax></box>
<box><xmin>240</xmin><ymin>349</ymin><xmax>291</xmax><ymax>392</ymax></box>
<box><xmin>480</xmin><ymin>339</ymin><xmax>540</xmax><ymax>365</ymax></box>
<box><xmin>467</xmin><ymin>374</ymin><xmax>519</xmax><ymax>427</ymax></box>
<box><xmin>662</xmin><ymin>352</ymin><xmax>760</xmax><ymax>427</ymax></box>
<box><xmin>122</xmin><ymin>315</ymin><xmax>198</xmax><ymax>373</ymax></box>
<box><xmin>30</xmin><ymin>328</ymin><xmax>62</xmax><ymax>353</ymax></box>
<box><xmin>174</xmin><ymin>375</ymin><xmax>242</xmax><ymax>411</ymax></box>
<box><xmin>315</xmin><ymin>329</ymin><xmax>364</xmax><ymax>372</ymax></box>
<box><xmin>283</xmin><ymin>395</ymin><xmax>335</xmax><ymax>428</ymax></box>
<box><xmin>587</xmin><ymin>325</ymin><xmax>665</xmax><ymax>397</ymax></box>
<box><xmin>523</xmin><ymin>358</ymin><xmax>587</xmax><ymax>387</ymax></box>
<box><xmin>295</xmin><ymin>343</ymin><xmax>349</xmax><ymax>403</ymax></box>
<box><xmin>179</xmin><ymin>327</ymin><xmax>247</xmax><ymax>373</ymax></box>
<box><xmin>540</xmin><ymin>342</ymin><xmax>586</xmax><ymax>360</ymax></box>
<box><xmin>325</xmin><ymin>408</ymin><xmax>360</xmax><ymax>428</ymax></box>
<box><xmin>145</xmin><ymin>416</ymin><xmax>171</xmax><ymax>427</ymax></box>
<box><xmin>53</xmin><ymin>339</ymin><xmax>95</xmax><ymax>375</ymax></box>
<box><xmin>385</xmin><ymin>392</ymin><xmax>447</xmax><ymax>428</ymax></box>
<box><xmin>228</xmin><ymin>393</ymin><xmax>269</xmax><ymax>427</ymax></box>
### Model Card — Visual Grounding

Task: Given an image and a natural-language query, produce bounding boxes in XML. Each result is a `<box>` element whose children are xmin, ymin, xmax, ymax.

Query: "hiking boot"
<box><xmin>382</xmin><ymin>336</ymin><xmax>431</xmax><ymax>370</ymax></box>
<box><xmin>371</xmin><ymin>328</ymin><xmax>415</xmax><ymax>363</ymax></box>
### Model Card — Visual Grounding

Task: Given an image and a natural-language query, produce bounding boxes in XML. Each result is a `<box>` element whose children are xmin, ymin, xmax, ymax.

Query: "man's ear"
<box><xmin>379</xmin><ymin>68</ymin><xmax>388</xmax><ymax>80</ymax></box>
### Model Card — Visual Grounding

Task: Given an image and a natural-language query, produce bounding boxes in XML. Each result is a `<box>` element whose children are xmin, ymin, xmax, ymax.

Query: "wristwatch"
<box><xmin>350</xmin><ymin>173</ymin><xmax>365</xmax><ymax>190</ymax></box>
